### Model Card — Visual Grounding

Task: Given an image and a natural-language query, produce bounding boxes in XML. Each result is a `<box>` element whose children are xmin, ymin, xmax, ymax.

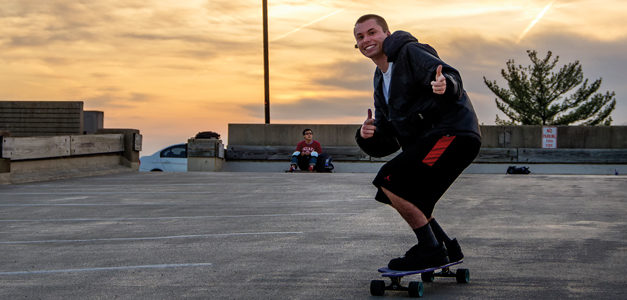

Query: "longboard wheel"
<box><xmin>408</xmin><ymin>281</ymin><xmax>424</xmax><ymax>297</ymax></box>
<box><xmin>370</xmin><ymin>280</ymin><xmax>385</xmax><ymax>296</ymax></box>
<box><xmin>421</xmin><ymin>271</ymin><xmax>434</xmax><ymax>283</ymax></box>
<box><xmin>456</xmin><ymin>268</ymin><xmax>470</xmax><ymax>283</ymax></box>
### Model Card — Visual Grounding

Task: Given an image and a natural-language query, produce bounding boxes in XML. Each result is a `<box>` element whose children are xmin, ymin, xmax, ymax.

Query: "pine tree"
<box><xmin>483</xmin><ymin>50</ymin><xmax>616</xmax><ymax>125</ymax></box>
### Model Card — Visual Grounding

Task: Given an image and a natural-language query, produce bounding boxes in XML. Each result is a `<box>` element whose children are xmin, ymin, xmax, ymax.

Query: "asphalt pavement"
<box><xmin>0</xmin><ymin>172</ymin><xmax>625</xmax><ymax>299</ymax></box>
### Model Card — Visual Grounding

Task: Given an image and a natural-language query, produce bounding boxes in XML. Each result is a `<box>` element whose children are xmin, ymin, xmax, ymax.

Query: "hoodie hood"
<box><xmin>383</xmin><ymin>30</ymin><xmax>438</xmax><ymax>62</ymax></box>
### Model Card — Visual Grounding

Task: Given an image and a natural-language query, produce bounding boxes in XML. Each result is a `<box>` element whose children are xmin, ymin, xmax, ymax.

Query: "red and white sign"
<box><xmin>542</xmin><ymin>126</ymin><xmax>557</xmax><ymax>148</ymax></box>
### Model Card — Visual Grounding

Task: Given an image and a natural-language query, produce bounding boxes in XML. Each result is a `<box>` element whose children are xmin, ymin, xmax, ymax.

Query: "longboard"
<box><xmin>370</xmin><ymin>260</ymin><xmax>469</xmax><ymax>297</ymax></box>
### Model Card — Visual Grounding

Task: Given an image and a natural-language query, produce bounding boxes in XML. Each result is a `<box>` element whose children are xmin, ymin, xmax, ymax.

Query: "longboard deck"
<box><xmin>371</xmin><ymin>260</ymin><xmax>468</xmax><ymax>297</ymax></box>
<box><xmin>378</xmin><ymin>260</ymin><xmax>463</xmax><ymax>277</ymax></box>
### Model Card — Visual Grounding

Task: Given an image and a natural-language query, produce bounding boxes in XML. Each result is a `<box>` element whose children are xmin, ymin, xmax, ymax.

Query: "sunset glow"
<box><xmin>1</xmin><ymin>0</ymin><xmax>626</xmax><ymax>154</ymax></box>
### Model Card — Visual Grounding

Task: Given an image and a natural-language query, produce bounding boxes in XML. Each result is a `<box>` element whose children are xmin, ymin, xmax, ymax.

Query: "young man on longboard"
<box><xmin>353</xmin><ymin>14</ymin><xmax>481</xmax><ymax>271</ymax></box>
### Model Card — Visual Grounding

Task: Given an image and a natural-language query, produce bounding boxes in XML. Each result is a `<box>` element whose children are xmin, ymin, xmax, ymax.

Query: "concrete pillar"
<box><xmin>187</xmin><ymin>138</ymin><xmax>224</xmax><ymax>172</ymax></box>
<box><xmin>84</xmin><ymin>111</ymin><xmax>104</xmax><ymax>134</ymax></box>
<box><xmin>1</xmin><ymin>131</ymin><xmax>11</xmax><ymax>184</ymax></box>
<box><xmin>0</xmin><ymin>130</ymin><xmax>9</xmax><ymax>172</ymax></box>
<box><xmin>97</xmin><ymin>129</ymin><xmax>142</xmax><ymax>170</ymax></box>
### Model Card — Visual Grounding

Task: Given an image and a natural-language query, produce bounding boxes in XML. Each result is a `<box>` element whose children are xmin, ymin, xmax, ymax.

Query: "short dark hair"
<box><xmin>355</xmin><ymin>14</ymin><xmax>389</xmax><ymax>33</ymax></box>
<box><xmin>302</xmin><ymin>128</ymin><xmax>313</xmax><ymax>135</ymax></box>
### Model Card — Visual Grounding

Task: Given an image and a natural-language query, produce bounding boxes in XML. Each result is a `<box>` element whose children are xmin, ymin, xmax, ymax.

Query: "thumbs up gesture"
<box><xmin>360</xmin><ymin>109</ymin><xmax>376</xmax><ymax>139</ymax></box>
<box><xmin>431</xmin><ymin>65</ymin><xmax>446</xmax><ymax>95</ymax></box>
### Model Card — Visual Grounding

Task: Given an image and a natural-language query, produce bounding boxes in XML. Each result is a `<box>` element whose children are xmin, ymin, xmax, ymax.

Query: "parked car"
<box><xmin>139</xmin><ymin>143</ymin><xmax>187</xmax><ymax>172</ymax></box>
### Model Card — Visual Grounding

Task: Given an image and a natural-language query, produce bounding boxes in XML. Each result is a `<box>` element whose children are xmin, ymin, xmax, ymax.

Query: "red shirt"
<box><xmin>295</xmin><ymin>140</ymin><xmax>322</xmax><ymax>154</ymax></box>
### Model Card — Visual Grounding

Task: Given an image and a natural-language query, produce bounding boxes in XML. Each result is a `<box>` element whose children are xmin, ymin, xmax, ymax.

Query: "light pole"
<box><xmin>262</xmin><ymin>0</ymin><xmax>270</xmax><ymax>124</ymax></box>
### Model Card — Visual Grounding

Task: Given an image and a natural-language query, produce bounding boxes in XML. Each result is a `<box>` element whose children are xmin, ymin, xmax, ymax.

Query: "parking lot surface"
<box><xmin>1</xmin><ymin>172</ymin><xmax>625</xmax><ymax>299</ymax></box>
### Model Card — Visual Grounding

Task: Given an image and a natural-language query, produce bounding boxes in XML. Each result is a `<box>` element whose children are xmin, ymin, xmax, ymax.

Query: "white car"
<box><xmin>139</xmin><ymin>143</ymin><xmax>187</xmax><ymax>172</ymax></box>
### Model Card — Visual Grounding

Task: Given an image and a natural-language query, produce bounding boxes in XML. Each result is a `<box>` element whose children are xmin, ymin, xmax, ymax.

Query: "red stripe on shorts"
<box><xmin>422</xmin><ymin>136</ymin><xmax>456</xmax><ymax>167</ymax></box>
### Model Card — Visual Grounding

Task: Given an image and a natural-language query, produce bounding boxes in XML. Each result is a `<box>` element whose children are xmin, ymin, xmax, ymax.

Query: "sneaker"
<box><xmin>388</xmin><ymin>243</ymin><xmax>450</xmax><ymax>271</ymax></box>
<box><xmin>308</xmin><ymin>165</ymin><xmax>314</xmax><ymax>172</ymax></box>
<box><xmin>288</xmin><ymin>165</ymin><xmax>297</xmax><ymax>172</ymax></box>
<box><xmin>444</xmin><ymin>238</ymin><xmax>464</xmax><ymax>262</ymax></box>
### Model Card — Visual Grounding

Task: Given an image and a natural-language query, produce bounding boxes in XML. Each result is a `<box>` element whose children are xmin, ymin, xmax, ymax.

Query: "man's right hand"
<box><xmin>360</xmin><ymin>109</ymin><xmax>376</xmax><ymax>139</ymax></box>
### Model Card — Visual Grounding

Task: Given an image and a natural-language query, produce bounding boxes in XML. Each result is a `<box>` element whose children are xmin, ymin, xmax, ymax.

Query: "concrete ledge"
<box><xmin>518</xmin><ymin>148</ymin><xmax>627</xmax><ymax>163</ymax></box>
<box><xmin>221</xmin><ymin>160</ymin><xmax>627</xmax><ymax>175</ymax></box>
<box><xmin>1</xmin><ymin>130</ymin><xmax>142</xmax><ymax>184</ymax></box>
<box><xmin>226</xmin><ymin>145</ymin><xmax>368</xmax><ymax>161</ymax></box>
<box><xmin>226</xmin><ymin>145</ymin><xmax>627</xmax><ymax>164</ymax></box>
<box><xmin>476</xmin><ymin>148</ymin><xmax>627</xmax><ymax>163</ymax></box>
<box><xmin>2</xmin><ymin>154</ymin><xmax>134</xmax><ymax>184</ymax></box>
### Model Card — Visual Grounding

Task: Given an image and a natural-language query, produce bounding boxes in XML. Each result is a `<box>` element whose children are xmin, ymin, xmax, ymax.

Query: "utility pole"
<box><xmin>262</xmin><ymin>0</ymin><xmax>270</xmax><ymax>124</ymax></box>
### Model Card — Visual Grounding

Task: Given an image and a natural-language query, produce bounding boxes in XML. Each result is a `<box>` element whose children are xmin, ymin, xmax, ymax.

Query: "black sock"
<box><xmin>413</xmin><ymin>224</ymin><xmax>439</xmax><ymax>248</ymax></box>
<box><xmin>429</xmin><ymin>218</ymin><xmax>451</xmax><ymax>243</ymax></box>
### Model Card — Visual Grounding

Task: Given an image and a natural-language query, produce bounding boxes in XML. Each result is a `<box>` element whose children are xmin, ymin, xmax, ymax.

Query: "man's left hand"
<box><xmin>431</xmin><ymin>65</ymin><xmax>446</xmax><ymax>95</ymax></box>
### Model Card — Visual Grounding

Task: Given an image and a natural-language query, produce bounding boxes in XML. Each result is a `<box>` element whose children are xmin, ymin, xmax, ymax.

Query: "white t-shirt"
<box><xmin>382</xmin><ymin>62</ymin><xmax>393</xmax><ymax>104</ymax></box>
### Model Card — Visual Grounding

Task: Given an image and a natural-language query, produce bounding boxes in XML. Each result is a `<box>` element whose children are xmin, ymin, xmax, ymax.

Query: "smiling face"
<box><xmin>354</xmin><ymin>18</ymin><xmax>390</xmax><ymax>61</ymax></box>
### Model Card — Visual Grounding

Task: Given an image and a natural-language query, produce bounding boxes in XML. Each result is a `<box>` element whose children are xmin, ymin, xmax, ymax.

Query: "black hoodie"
<box><xmin>356</xmin><ymin>31</ymin><xmax>481</xmax><ymax>157</ymax></box>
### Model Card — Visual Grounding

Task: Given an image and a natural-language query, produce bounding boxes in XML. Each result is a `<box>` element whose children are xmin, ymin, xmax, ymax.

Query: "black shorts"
<box><xmin>372</xmin><ymin>135</ymin><xmax>481</xmax><ymax>218</ymax></box>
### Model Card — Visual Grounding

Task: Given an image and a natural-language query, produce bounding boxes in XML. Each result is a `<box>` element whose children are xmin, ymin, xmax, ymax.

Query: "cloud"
<box><xmin>241</xmin><ymin>96</ymin><xmax>369</xmax><ymax>121</ymax></box>
<box><xmin>251</xmin><ymin>29</ymin><xmax>627</xmax><ymax>125</ymax></box>
<box><xmin>313</xmin><ymin>60</ymin><xmax>374</xmax><ymax>91</ymax></box>
<box><xmin>3</xmin><ymin>0</ymin><xmax>627</xmax><ymax>156</ymax></box>
<box><xmin>84</xmin><ymin>91</ymin><xmax>154</xmax><ymax>109</ymax></box>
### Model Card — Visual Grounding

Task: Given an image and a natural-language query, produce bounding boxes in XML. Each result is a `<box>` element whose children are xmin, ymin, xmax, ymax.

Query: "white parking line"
<box><xmin>0</xmin><ymin>231</ymin><xmax>304</xmax><ymax>245</ymax></box>
<box><xmin>0</xmin><ymin>199</ymin><xmax>369</xmax><ymax>207</ymax></box>
<box><xmin>0</xmin><ymin>263</ymin><xmax>213</xmax><ymax>276</ymax></box>
<box><xmin>0</xmin><ymin>191</ymin><xmax>345</xmax><ymax>195</ymax></box>
<box><xmin>0</xmin><ymin>203</ymin><xmax>163</xmax><ymax>207</ymax></box>
<box><xmin>0</xmin><ymin>212</ymin><xmax>358</xmax><ymax>223</ymax></box>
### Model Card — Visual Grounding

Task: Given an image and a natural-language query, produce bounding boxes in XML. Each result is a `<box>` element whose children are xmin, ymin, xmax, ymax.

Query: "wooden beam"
<box><xmin>2</xmin><ymin>134</ymin><xmax>124</xmax><ymax>160</ymax></box>
<box><xmin>2</xmin><ymin>136</ymin><xmax>70</xmax><ymax>160</ymax></box>
<box><xmin>70</xmin><ymin>134</ymin><xmax>124</xmax><ymax>156</ymax></box>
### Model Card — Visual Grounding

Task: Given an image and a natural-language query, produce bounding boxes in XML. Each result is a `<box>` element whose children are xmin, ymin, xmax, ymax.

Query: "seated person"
<box><xmin>289</xmin><ymin>128</ymin><xmax>323</xmax><ymax>172</ymax></box>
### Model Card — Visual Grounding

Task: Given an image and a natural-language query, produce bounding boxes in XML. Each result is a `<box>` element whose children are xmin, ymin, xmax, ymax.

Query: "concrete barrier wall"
<box><xmin>229</xmin><ymin>124</ymin><xmax>627</xmax><ymax>148</ymax></box>
<box><xmin>0</xmin><ymin>101</ymin><xmax>84</xmax><ymax>136</ymax></box>
<box><xmin>228</xmin><ymin>124</ymin><xmax>360</xmax><ymax>147</ymax></box>
<box><xmin>227</xmin><ymin>124</ymin><xmax>627</xmax><ymax>164</ymax></box>
<box><xmin>480</xmin><ymin>125</ymin><xmax>627</xmax><ymax>148</ymax></box>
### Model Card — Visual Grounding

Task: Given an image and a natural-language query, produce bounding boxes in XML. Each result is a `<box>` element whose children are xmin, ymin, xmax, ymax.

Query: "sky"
<box><xmin>1</xmin><ymin>0</ymin><xmax>626</xmax><ymax>155</ymax></box>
